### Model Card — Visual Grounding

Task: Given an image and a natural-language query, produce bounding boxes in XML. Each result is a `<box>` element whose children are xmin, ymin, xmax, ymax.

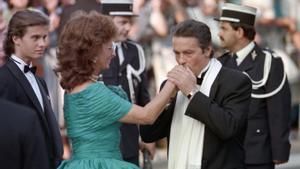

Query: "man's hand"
<box><xmin>167</xmin><ymin>65</ymin><xmax>197</xmax><ymax>96</ymax></box>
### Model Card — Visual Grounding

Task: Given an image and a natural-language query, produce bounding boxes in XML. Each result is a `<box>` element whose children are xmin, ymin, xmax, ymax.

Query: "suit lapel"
<box><xmin>35</xmin><ymin>77</ymin><xmax>52</xmax><ymax>117</ymax></box>
<box><xmin>208</xmin><ymin>67</ymin><xmax>222</xmax><ymax>100</ymax></box>
<box><xmin>35</xmin><ymin>77</ymin><xmax>54</xmax><ymax>123</ymax></box>
<box><xmin>36</xmin><ymin>77</ymin><xmax>63</xmax><ymax>159</ymax></box>
<box><xmin>7</xmin><ymin>60</ymin><xmax>44</xmax><ymax>114</ymax></box>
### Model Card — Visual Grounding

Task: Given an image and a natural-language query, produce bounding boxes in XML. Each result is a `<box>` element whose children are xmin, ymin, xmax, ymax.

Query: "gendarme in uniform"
<box><xmin>216</xmin><ymin>3</ymin><xmax>291</xmax><ymax>169</ymax></box>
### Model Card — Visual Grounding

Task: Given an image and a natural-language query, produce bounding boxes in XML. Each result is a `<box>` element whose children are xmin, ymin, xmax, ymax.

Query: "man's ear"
<box><xmin>237</xmin><ymin>27</ymin><xmax>244</xmax><ymax>39</ymax></box>
<box><xmin>204</xmin><ymin>46</ymin><xmax>212</xmax><ymax>58</ymax></box>
<box><xmin>12</xmin><ymin>36</ymin><xmax>21</xmax><ymax>46</ymax></box>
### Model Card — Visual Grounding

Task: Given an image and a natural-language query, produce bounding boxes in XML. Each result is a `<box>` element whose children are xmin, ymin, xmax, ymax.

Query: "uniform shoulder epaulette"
<box><xmin>249</xmin><ymin>47</ymin><xmax>287</xmax><ymax>99</ymax></box>
<box><xmin>262</xmin><ymin>47</ymin><xmax>280</xmax><ymax>59</ymax></box>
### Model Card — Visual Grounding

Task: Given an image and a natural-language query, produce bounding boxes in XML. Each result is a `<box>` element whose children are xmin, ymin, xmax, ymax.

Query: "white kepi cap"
<box><xmin>214</xmin><ymin>3</ymin><xmax>257</xmax><ymax>26</ymax></box>
<box><xmin>101</xmin><ymin>0</ymin><xmax>137</xmax><ymax>16</ymax></box>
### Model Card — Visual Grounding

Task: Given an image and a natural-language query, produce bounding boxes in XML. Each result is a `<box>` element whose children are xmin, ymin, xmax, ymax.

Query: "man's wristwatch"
<box><xmin>186</xmin><ymin>88</ymin><xmax>199</xmax><ymax>100</ymax></box>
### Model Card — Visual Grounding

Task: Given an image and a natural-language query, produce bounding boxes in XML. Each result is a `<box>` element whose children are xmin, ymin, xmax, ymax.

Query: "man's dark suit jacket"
<box><xmin>102</xmin><ymin>40</ymin><xmax>150</xmax><ymax>161</ymax></box>
<box><xmin>218</xmin><ymin>44</ymin><xmax>291</xmax><ymax>164</ymax></box>
<box><xmin>0</xmin><ymin>99</ymin><xmax>47</xmax><ymax>169</ymax></box>
<box><xmin>0</xmin><ymin>59</ymin><xmax>63</xmax><ymax>169</ymax></box>
<box><xmin>140</xmin><ymin>66</ymin><xmax>252</xmax><ymax>169</ymax></box>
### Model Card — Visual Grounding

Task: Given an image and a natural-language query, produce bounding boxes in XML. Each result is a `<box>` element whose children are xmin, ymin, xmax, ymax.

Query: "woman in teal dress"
<box><xmin>55</xmin><ymin>11</ymin><xmax>176</xmax><ymax>169</ymax></box>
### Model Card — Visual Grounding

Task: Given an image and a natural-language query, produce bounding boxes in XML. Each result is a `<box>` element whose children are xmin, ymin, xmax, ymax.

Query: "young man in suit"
<box><xmin>0</xmin><ymin>99</ymin><xmax>46</xmax><ymax>169</ymax></box>
<box><xmin>0</xmin><ymin>9</ymin><xmax>63</xmax><ymax>169</ymax></box>
<box><xmin>216</xmin><ymin>3</ymin><xmax>291</xmax><ymax>169</ymax></box>
<box><xmin>101</xmin><ymin>0</ymin><xmax>155</xmax><ymax>166</ymax></box>
<box><xmin>140</xmin><ymin>19</ymin><xmax>252</xmax><ymax>169</ymax></box>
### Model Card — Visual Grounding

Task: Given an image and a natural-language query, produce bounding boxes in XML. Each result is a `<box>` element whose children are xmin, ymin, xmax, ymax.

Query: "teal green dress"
<box><xmin>58</xmin><ymin>82</ymin><xmax>140</xmax><ymax>169</ymax></box>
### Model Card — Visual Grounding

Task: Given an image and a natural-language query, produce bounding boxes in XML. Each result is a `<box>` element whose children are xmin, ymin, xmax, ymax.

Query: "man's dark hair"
<box><xmin>172</xmin><ymin>19</ymin><xmax>214</xmax><ymax>57</ymax></box>
<box><xmin>3</xmin><ymin>9</ymin><xmax>49</xmax><ymax>57</ymax></box>
<box><xmin>229</xmin><ymin>22</ymin><xmax>256</xmax><ymax>40</ymax></box>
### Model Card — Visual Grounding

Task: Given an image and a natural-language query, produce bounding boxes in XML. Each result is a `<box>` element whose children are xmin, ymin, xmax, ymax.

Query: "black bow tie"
<box><xmin>24</xmin><ymin>65</ymin><xmax>37</xmax><ymax>74</ymax></box>
<box><xmin>197</xmin><ymin>76</ymin><xmax>204</xmax><ymax>85</ymax></box>
<box><xmin>196</xmin><ymin>70</ymin><xmax>207</xmax><ymax>85</ymax></box>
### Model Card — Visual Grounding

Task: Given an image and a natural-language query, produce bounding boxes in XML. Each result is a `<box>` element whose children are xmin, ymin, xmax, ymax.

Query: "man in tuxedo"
<box><xmin>101</xmin><ymin>0</ymin><xmax>155</xmax><ymax>166</ymax></box>
<box><xmin>140</xmin><ymin>19</ymin><xmax>252</xmax><ymax>169</ymax></box>
<box><xmin>0</xmin><ymin>99</ymin><xmax>46</xmax><ymax>169</ymax></box>
<box><xmin>0</xmin><ymin>10</ymin><xmax>63</xmax><ymax>169</ymax></box>
<box><xmin>216</xmin><ymin>3</ymin><xmax>291</xmax><ymax>169</ymax></box>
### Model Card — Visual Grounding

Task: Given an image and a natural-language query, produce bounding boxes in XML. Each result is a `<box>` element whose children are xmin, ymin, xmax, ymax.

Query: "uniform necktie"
<box><xmin>231</xmin><ymin>53</ymin><xmax>238</xmax><ymax>67</ymax></box>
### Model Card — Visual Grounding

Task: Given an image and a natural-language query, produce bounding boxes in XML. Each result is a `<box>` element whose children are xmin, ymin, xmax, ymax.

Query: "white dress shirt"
<box><xmin>236</xmin><ymin>41</ymin><xmax>255</xmax><ymax>65</ymax></box>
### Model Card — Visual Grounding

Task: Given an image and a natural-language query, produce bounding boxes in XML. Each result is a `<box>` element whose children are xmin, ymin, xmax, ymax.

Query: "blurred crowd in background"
<box><xmin>0</xmin><ymin>0</ymin><xmax>299</xmax><ymax>160</ymax></box>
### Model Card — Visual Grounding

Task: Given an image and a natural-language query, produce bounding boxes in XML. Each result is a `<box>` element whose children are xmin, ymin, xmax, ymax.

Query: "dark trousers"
<box><xmin>246</xmin><ymin>163</ymin><xmax>274</xmax><ymax>169</ymax></box>
<box><xmin>124</xmin><ymin>156</ymin><xmax>139</xmax><ymax>166</ymax></box>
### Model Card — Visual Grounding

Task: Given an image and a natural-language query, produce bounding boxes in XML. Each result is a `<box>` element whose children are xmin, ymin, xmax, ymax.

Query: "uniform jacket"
<box><xmin>102</xmin><ymin>40</ymin><xmax>150</xmax><ymax>159</ymax></box>
<box><xmin>218</xmin><ymin>43</ymin><xmax>291</xmax><ymax>164</ymax></box>
<box><xmin>140</xmin><ymin>66</ymin><xmax>252</xmax><ymax>169</ymax></box>
<box><xmin>0</xmin><ymin>59</ymin><xmax>63</xmax><ymax>169</ymax></box>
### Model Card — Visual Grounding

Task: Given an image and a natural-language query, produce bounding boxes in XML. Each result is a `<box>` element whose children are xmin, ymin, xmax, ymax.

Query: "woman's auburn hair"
<box><xmin>56</xmin><ymin>11</ymin><xmax>116</xmax><ymax>90</ymax></box>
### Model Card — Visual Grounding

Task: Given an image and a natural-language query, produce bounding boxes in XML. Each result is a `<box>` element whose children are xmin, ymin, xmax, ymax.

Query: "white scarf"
<box><xmin>168</xmin><ymin>58</ymin><xmax>222</xmax><ymax>169</ymax></box>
